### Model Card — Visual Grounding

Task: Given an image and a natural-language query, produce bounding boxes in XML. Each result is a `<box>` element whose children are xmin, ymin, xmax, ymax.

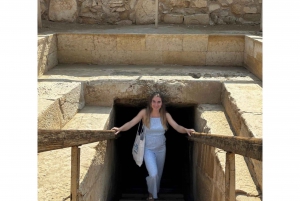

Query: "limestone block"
<box><xmin>57</xmin><ymin>34</ymin><xmax>94</xmax><ymax>51</ymax></box>
<box><xmin>190</xmin><ymin>0</ymin><xmax>207</xmax><ymax>8</ymax></box>
<box><xmin>163</xmin><ymin>14</ymin><xmax>184</xmax><ymax>24</ymax></box>
<box><xmin>243</xmin><ymin>6</ymin><xmax>257</xmax><ymax>14</ymax></box>
<box><xmin>209</xmin><ymin>3</ymin><xmax>221</xmax><ymax>12</ymax></box>
<box><xmin>58</xmin><ymin>49</ymin><xmax>93</xmax><ymax>64</ymax></box>
<box><xmin>145</xmin><ymin>35</ymin><xmax>183</xmax><ymax>51</ymax></box>
<box><xmin>163</xmin><ymin>51</ymin><xmax>206</xmax><ymax>65</ymax></box>
<box><xmin>38</xmin><ymin>54</ymin><xmax>47</xmax><ymax>76</ymax></box>
<box><xmin>222</xmin><ymin>83</ymin><xmax>262</xmax><ymax>136</ymax></box>
<box><xmin>183</xmin><ymin>35</ymin><xmax>208</xmax><ymax>52</ymax></box>
<box><xmin>135</xmin><ymin>0</ymin><xmax>155</xmax><ymax>24</ymax></box>
<box><xmin>38</xmin><ymin>99</ymin><xmax>62</xmax><ymax>129</ymax></box>
<box><xmin>116</xmin><ymin>20</ymin><xmax>133</xmax><ymax>25</ymax></box>
<box><xmin>116</xmin><ymin>34</ymin><xmax>146</xmax><ymax>51</ymax></box>
<box><xmin>243</xmin><ymin>14</ymin><xmax>261</xmax><ymax>22</ymax></box>
<box><xmin>94</xmin><ymin>34</ymin><xmax>117</xmax><ymax>51</ymax></box>
<box><xmin>231</xmin><ymin>4</ymin><xmax>243</xmax><ymax>15</ymax></box>
<box><xmin>126</xmin><ymin>50</ymin><xmax>163</xmax><ymax>65</ymax></box>
<box><xmin>169</xmin><ymin>0</ymin><xmax>189</xmax><ymax>7</ymax></box>
<box><xmin>38</xmin><ymin>82</ymin><xmax>83</xmax><ymax>127</ymax></box>
<box><xmin>184</xmin><ymin>14</ymin><xmax>209</xmax><ymax>25</ymax></box>
<box><xmin>49</xmin><ymin>0</ymin><xmax>78</xmax><ymax>22</ymax></box>
<box><xmin>245</xmin><ymin>36</ymin><xmax>254</xmax><ymax>57</ymax></box>
<box><xmin>92</xmin><ymin>50</ymin><xmax>129</xmax><ymax>65</ymax></box>
<box><xmin>254</xmin><ymin>40</ymin><xmax>262</xmax><ymax>62</ymax></box>
<box><xmin>206</xmin><ymin>52</ymin><xmax>243</xmax><ymax>66</ymax></box>
<box><xmin>208</xmin><ymin>35</ymin><xmax>244</xmax><ymax>52</ymax></box>
<box><xmin>46</xmin><ymin>51</ymin><xmax>58</xmax><ymax>72</ymax></box>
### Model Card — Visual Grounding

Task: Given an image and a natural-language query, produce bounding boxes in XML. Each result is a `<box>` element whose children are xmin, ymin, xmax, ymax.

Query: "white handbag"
<box><xmin>132</xmin><ymin>121</ymin><xmax>145</xmax><ymax>167</ymax></box>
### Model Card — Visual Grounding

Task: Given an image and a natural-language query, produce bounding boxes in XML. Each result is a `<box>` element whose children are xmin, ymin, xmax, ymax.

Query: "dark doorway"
<box><xmin>114</xmin><ymin>103</ymin><xmax>195</xmax><ymax>200</ymax></box>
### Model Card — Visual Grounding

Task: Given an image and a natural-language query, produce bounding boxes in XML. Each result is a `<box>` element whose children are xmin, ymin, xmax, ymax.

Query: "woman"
<box><xmin>111</xmin><ymin>92</ymin><xmax>195</xmax><ymax>201</ymax></box>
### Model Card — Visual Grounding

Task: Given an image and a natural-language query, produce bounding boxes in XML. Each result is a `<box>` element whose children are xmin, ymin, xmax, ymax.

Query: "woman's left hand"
<box><xmin>185</xmin><ymin>128</ymin><xmax>195</xmax><ymax>136</ymax></box>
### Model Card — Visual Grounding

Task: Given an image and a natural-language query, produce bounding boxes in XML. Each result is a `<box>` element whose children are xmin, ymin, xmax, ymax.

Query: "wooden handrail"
<box><xmin>189</xmin><ymin>132</ymin><xmax>262</xmax><ymax>161</ymax></box>
<box><xmin>38</xmin><ymin>129</ymin><xmax>116</xmax><ymax>153</ymax></box>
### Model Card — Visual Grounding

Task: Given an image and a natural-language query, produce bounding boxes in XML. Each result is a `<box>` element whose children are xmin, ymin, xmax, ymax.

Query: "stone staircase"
<box><xmin>119</xmin><ymin>193</ymin><xmax>185</xmax><ymax>201</ymax></box>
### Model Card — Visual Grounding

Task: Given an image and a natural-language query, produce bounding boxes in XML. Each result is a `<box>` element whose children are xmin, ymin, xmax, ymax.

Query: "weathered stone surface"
<box><xmin>135</xmin><ymin>0</ymin><xmax>156</xmax><ymax>24</ymax></box>
<box><xmin>116</xmin><ymin>19</ymin><xmax>133</xmax><ymax>25</ymax></box>
<box><xmin>163</xmin><ymin>51</ymin><xmax>206</xmax><ymax>65</ymax></box>
<box><xmin>209</xmin><ymin>3</ymin><xmax>221</xmax><ymax>12</ymax></box>
<box><xmin>163</xmin><ymin>14</ymin><xmax>184</xmax><ymax>24</ymax></box>
<box><xmin>243</xmin><ymin>6</ymin><xmax>257</xmax><ymax>14</ymax></box>
<box><xmin>116</xmin><ymin>34</ymin><xmax>146</xmax><ymax>51</ymax></box>
<box><xmin>243</xmin><ymin>14</ymin><xmax>261</xmax><ymax>22</ymax></box>
<box><xmin>222</xmin><ymin>82</ymin><xmax>262</xmax><ymax>190</ymax></box>
<box><xmin>38</xmin><ymin>81</ymin><xmax>84</xmax><ymax>128</ymax></box>
<box><xmin>145</xmin><ymin>35</ymin><xmax>183</xmax><ymax>51</ymax></box>
<box><xmin>38</xmin><ymin>34</ymin><xmax>58</xmax><ymax>76</ymax></box>
<box><xmin>94</xmin><ymin>34</ymin><xmax>117</xmax><ymax>51</ymax></box>
<box><xmin>183</xmin><ymin>35</ymin><xmax>208</xmax><ymax>52</ymax></box>
<box><xmin>184</xmin><ymin>14</ymin><xmax>209</xmax><ymax>25</ymax></box>
<box><xmin>244</xmin><ymin>35</ymin><xmax>262</xmax><ymax>80</ymax></box>
<box><xmin>49</xmin><ymin>0</ymin><xmax>78</xmax><ymax>22</ymax></box>
<box><xmin>208</xmin><ymin>35</ymin><xmax>244</xmax><ymax>52</ymax></box>
<box><xmin>41</xmin><ymin>0</ymin><xmax>262</xmax><ymax>25</ymax></box>
<box><xmin>206</xmin><ymin>52</ymin><xmax>243</xmax><ymax>66</ymax></box>
<box><xmin>190</xmin><ymin>0</ymin><xmax>207</xmax><ymax>8</ymax></box>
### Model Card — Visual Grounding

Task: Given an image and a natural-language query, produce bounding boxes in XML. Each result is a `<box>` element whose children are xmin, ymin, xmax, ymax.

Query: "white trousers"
<box><xmin>144</xmin><ymin>140</ymin><xmax>166</xmax><ymax>199</ymax></box>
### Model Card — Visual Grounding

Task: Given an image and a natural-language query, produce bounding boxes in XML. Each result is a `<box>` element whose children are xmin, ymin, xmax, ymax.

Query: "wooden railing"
<box><xmin>189</xmin><ymin>132</ymin><xmax>262</xmax><ymax>201</ymax></box>
<box><xmin>38</xmin><ymin>129</ymin><xmax>116</xmax><ymax>201</ymax></box>
<box><xmin>38</xmin><ymin>130</ymin><xmax>262</xmax><ymax>201</ymax></box>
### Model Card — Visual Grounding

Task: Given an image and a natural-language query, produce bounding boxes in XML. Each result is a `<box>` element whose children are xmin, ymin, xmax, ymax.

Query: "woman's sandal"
<box><xmin>146</xmin><ymin>196</ymin><xmax>154</xmax><ymax>201</ymax></box>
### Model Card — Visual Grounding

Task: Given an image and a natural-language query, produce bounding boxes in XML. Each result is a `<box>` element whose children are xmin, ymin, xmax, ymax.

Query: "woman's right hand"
<box><xmin>111</xmin><ymin>127</ymin><xmax>121</xmax><ymax>135</ymax></box>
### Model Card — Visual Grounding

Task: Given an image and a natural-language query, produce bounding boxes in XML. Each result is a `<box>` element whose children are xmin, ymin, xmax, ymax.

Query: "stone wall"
<box><xmin>38</xmin><ymin>34</ymin><xmax>58</xmax><ymax>76</ymax></box>
<box><xmin>244</xmin><ymin>35</ymin><xmax>262</xmax><ymax>80</ymax></box>
<box><xmin>40</xmin><ymin>0</ymin><xmax>261</xmax><ymax>25</ymax></box>
<box><xmin>57</xmin><ymin>33</ymin><xmax>245</xmax><ymax>66</ymax></box>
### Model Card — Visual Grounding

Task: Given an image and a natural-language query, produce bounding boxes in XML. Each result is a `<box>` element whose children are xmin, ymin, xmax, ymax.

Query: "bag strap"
<box><xmin>136</xmin><ymin>120</ymin><xmax>142</xmax><ymax>136</ymax></box>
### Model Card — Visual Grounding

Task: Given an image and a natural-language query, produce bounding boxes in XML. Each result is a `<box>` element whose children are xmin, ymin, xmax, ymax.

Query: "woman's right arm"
<box><xmin>111</xmin><ymin>109</ymin><xmax>146</xmax><ymax>135</ymax></box>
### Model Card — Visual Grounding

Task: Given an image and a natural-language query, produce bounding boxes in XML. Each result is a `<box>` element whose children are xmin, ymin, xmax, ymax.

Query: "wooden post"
<box><xmin>225</xmin><ymin>152</ymin><xmax>235</xmax><ymax>201</ymax></box>
<box><xmin>155</xmin><ymin>0</ymin><xmax>158</xmax><ymax>28</ymax></box>
<box><xmin>38</xmin><ymin>0</ymin><xmax>42</xmax><ymax>28</ymax></box>
<box><xmin>71</xmin><ymin>146</ymin><xmax>80</xmax><ymax>201</ymax></box>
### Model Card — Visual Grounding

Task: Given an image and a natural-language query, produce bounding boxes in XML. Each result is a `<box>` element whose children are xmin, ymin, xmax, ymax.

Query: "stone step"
<box><xmin>194</xmin><ymin>104</ymin><xmax>261</xmax><ymax>200</ymax></box>
<box><xmin>120</xmin><ymin>193</ymin><xmax>184</xmax><ymax>201</ymax></box>
<box><xmin>38</xmin><ymin>81</ymin><xmax>84</xmax><ymax>129</ymax></box>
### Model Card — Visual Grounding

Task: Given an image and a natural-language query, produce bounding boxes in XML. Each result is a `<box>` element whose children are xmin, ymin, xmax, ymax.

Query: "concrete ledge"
<box><xmin>38</xmin><ymin>81</ymin><xmax>84</xmax><ymax>129</ymax></box>
<box><xmin>38</xmin><ymin>34</ymin><xmax>58</xmax><ymax>76</ymax></box>
<box><xmin>244</xmin><ymin>35</ymin><xmax>262</xmax><ymax>80</ymax></box>
<box><xmin>194</xmin><ymin>104</ymin><xmax>261</xmax><ymax>201</ymax></box>
<box><xmin>221</xmin><ymin>82</ymin><xmax>262</xmax><ymax>191</ymax></box>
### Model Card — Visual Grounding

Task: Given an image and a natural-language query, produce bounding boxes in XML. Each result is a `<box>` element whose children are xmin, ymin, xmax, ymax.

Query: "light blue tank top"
<box><xmin>144</xmin><ymin>117</ymin><xmax>165</xmax><ymax>136</ymax></box>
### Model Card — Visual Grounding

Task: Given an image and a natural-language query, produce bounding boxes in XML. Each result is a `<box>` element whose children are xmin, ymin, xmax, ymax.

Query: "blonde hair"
<box><xmin>143</xmin><ymin>92</ymin><xmax>168</xmax><ymax>130</ymax></box>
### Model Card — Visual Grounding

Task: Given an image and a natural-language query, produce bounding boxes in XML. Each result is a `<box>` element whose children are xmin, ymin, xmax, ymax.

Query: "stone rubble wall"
<box><xmin>40</xmin><ymin>0</ymin><xmax>261</xmax><ymax>25</ymax></box>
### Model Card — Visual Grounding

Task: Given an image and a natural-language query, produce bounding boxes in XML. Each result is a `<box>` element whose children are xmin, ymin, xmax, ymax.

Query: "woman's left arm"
<box><xmin>166</xmin><ymin>113</ymin><xmax>195</xmax><ymax>136</ymax></box>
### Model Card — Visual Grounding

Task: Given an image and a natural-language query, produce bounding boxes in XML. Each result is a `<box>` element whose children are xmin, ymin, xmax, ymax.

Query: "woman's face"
<box><xmin>151</xmin><ymin>95</ymin><xmax>162</xmax><ymax>111</ymax></box>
